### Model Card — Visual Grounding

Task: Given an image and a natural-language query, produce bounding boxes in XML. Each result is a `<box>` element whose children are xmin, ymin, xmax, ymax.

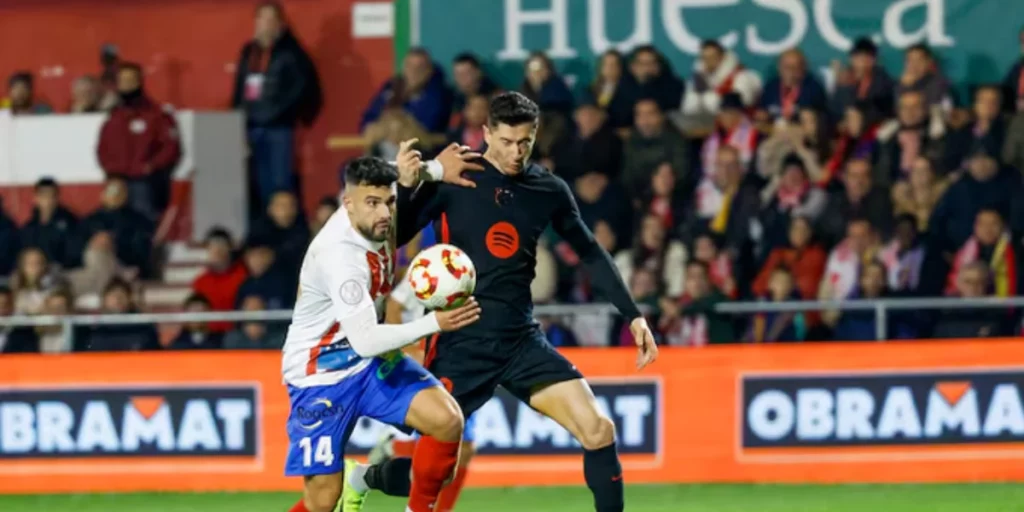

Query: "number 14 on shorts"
<box><xmin>299</xmin><ymin>436</ymin><xmax>336</xmax><ymax>467</ymax></box>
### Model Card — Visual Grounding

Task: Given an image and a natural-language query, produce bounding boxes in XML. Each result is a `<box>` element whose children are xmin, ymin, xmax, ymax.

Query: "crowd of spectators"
<box><xmin>5</xmin><ymin>5</ymin><xmax>1024</xmax><ymax>353</ymax></box>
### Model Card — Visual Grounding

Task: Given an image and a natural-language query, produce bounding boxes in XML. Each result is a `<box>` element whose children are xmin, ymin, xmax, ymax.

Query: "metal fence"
<box><xmin>3</xmin><ymin>297</ymin><xmax>1023</xmax><ymax>349</ymax></box>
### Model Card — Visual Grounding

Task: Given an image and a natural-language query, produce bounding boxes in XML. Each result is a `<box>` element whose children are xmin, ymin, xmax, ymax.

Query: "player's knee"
<box><xmin>303</xmin><ymin>479</ymin><xmax>341</xmax><ymax>512</ymax></box>
<box><xmin>431</xmin><ymin>406</ymin><xmax>465</xmax><ymax>441</ymax></box>
<box><xmin>578</xmin><ymin>415</ymin><xmax>616</xmax><ymax>451</ymax></box>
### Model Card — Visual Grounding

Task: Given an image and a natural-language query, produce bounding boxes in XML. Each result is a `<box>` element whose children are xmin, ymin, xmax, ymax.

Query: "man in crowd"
<box><xmin>832</xmin><ymin>37</ymin><xmax>895</xmax><ymax>118</ymax></box>
<box><xmin>818</xmin><ymin>158</ymin><xmax>893</xmax><ymax>247</ymax></box>
<box><xmin>450</xmin><ymin>52</ymin><xmax>498</xmax><ymax>115</ymax></box>
<box><xmin>3</xmin><ymin>72</ymin><xmax>52</xmax><ymax>115</ymax></box>
<box><xmin>247</xmin><ymin>190</ymin><xmax>310</xmax><ymax>276</ymax></box>
<box><xmin>97</xmin><ymin>62</ymin><xmax>182</xmax><ymax>222</ymax></box>
<box><xmin>876</xmin><ymin>90</ymin><xmax>947</xmax><ymax>187</ymax></box>
<box><xmin>80</xmin><ymin>176</ymin><xmax>155</xmax><ymax>278</ymax></box>
<box><xmin>622</xmin><ymin>99</ymin><xmax>692</xmax><ymax>202</ymax></box>
<box><xmin>21</xmin><ymin>178</ymin><xmax>78</xmax><ymax>268</ymax></box>
<box><xmin>757</xmin><ymin>49</ymin><xmax>828</xmax><ymax>123</ymax></box>
<box><xmin>680</xmin><ymin>39</ymin><xmax>762</xmax><ymax>131</ymax></box>
<box><xmin>895</xmin><ymin>44</ymin><xmax>952</xmax><ymax>110</ymax></box>
<box><xmin>192</xmin><ymin>227</ymin><xmax>248</xmax><ymax>334</ymax></box>
<box><xmin>361</xmin><ymin>48</ymin><xmax>453</xmax><ymax>135</ymax></box>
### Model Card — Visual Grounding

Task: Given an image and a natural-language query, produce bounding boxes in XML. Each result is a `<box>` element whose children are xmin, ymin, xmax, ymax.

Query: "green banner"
<box><xmin>417</xmin><ymin>0</ymin><xmax>1014</xmax><ymax>97</ymax></box>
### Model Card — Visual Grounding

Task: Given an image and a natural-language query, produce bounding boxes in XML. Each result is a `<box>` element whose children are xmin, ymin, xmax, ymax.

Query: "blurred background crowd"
<box><xmin>3</xmin><ymin>1</ymin><xmax>1024</xmax><ymax>354</ymax></box>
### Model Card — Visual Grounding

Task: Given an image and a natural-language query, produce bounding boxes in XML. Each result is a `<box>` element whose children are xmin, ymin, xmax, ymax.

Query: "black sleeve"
<box><xmin>550</xmin><ymin>178</ymin><xmax>642</xmax><ymax>321</ymax></box>
<box><xmin>396</xmin><ymin>180</ymin><xmax>445</xmax><ymax>247</ymax></box>
<box><xmin>263</xmin><ymin>53</ymin><xmax>309</xmax><ymax>123</ymax></box>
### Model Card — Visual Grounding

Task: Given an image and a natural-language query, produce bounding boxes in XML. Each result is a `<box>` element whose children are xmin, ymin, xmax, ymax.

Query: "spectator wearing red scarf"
<box><xmin>756</xmin><ymin>154</ymin><xmax>827</xmax><ymax>254</ymax></box>
<box><xmin>831</xmin><ymin>37</ymin><xmax>895</xmax><ymax>119</ymax></box>
<box><xmin>755</xmin><ymin>49</ymin><xmax>828</xmax><ymax>123</ymax></box>
<box><xmin>822</xmin><ymin>102</ymin><xmax>881</xmax><ymax>187</ymax></box>
<box><xmin>945</xmin><ymin>209</ymin><xmax>1019</xmax><ymax>297</ymax></box>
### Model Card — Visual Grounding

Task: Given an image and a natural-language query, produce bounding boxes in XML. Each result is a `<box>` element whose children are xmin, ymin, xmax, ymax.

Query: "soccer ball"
<box><xmin>407</xmin><ymin>244</ymin><xmax>476</xmax><ymax>310</ymax></box>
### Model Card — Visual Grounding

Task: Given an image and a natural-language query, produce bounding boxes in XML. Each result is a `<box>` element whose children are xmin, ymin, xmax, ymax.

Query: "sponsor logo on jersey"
<box><xmin>0</xmin><ymin>385</ymin><xmax>259</xmax><ymax>459</ymax></box>
<box><xmin>295</xmin><ymin>398</ymin><xmax>342</xmax><ymax>430</ymax></box>
<box><xmin>740</xmin><ymin>369</ymin><xmax>1024</xmax><ymax>451</ymax></box>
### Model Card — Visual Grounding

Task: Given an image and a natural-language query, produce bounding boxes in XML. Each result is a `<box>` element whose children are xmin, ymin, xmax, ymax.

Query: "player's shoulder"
<box><xmin>525</xmin><ymin>163</ymin><xmax>572</xmax><ymax>194</ymax></box>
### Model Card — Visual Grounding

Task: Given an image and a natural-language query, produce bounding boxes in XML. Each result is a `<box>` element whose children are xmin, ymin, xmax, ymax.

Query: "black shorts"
<box><xmin>425</xmin><ymin>326</ymin><xmax>583</xmax><ymax>416</ymax></box>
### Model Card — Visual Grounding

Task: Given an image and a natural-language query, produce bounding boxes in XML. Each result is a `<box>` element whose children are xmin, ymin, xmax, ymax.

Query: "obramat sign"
<box><xmin>2</xmin><ymin>341</ymin><xmax>1024</xmax><ymax>493</ymax></box>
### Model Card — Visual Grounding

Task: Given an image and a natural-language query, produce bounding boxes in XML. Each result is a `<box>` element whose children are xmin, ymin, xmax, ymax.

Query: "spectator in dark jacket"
<box><xmin>450</xmin><ymin>52</ymin><xmax>498</xmax><ymax>115</ymax></box>
<box><xmin>168</xmin><ymin>294</ymin><xmax>223</xmax><ymax>350</ymax></box>
<box><xmin>236</xmin><ymin>242</ymin><xmax>293</xmax><ymax>310</ymax></box>
<box><xmin>85</xmin><ymin>278</ymin><xmax>160</xmax><ymax>352</ymax></box>
<box><xmin>247</xmin><ymin>190</ymin><xmax>310</xmax><ymax>276</ymax></box>
<box><xmin>818</xmin><ymin>158</ymin><xmax>894</xmax><ymax>247</ymax></box>
<box><xmin>79</xmin><ymin>176</ymin><xmax>155</xmax><ymax>278</ymax></box>
<box><xmin>932</xmin><ymin>262</ymin><xmax>1014</xmax><ymax>339</ymax></box>
<box><xmin>876</xmin><ymin>90</ymin><xmax>948</xmax><ymax>187</ymax></box>
<box><xmin>192</xmin><ymin>228</ymin><xmax>248</xmax><ymax>334</ymax></box>
<box><xmin>1002</xmin><ymin>27</ymin><xmax>1024</xmax><ymax>114</ymax></box>
<box><xmin>0</xmin><ymin>199</ymin><xmax>20</xmax><ymax>280</ymax></box>
<box><xmin>895</xmin><ymin>44</ymin><xmax>953</xmax><ymax>110</ymax></box>
<box><xmin>946</xmin><ymin>86</ymin><xmax>1007</xmax><ymax>170</ymax></box>
<box><xmin>553</xmin><ymin>102</ymin><xmax>623</xmax><ymax>182</ymax></box>
<box><xmin>97</xmin><ymin>62</ymin><xmax>182</xmax><ymax>222</ymax></box>
<box><xmin>20</xmin><ymin>178</ymin><xmax>78</xmax><ymax>268</ymax></box>
<box><xmin>833</xmin><ymin>261</ymin><xmax>916</xmax><ymax>341</ymax></box>
<box><xmin>232</xmin><ymin>2</ymin><xmax>318</xmax><ymax>210</ymax></box>
<box><xmin>3</xmin><ymin>72</ymin><xmax>52</xmax><ymax>115</ymax></box>
<box><xmin>614</xmin><ymin>46</ymin><xmax>684</xmax><ymax>129</ymax></box>
<box><xmin>521</xmin><ymin>52</ymin><xmax>574</xmax><ymax>117</ymax></box>
<box><xmin>832</xmin><ymin>37</ymin><xmax>895</xmax><ymax>119</ymax></box>
<box><xmin>0</xmin><ymin>286</ymin><xmax>38</xmax><ymax>353</ymax></box>
<box><xmin>757</xmin><ymin>49</ymin><xmax>828</xmax><ymax>123</ymax></box>
<box><xmin>622</xmin><ymin>99</ymin><xmax>693</xmax><ymax>202</ymax></box>
<box><xmin>361</xmin><ymin>48</ymin><xmax>453</xmax><ymax>134</ymax></box>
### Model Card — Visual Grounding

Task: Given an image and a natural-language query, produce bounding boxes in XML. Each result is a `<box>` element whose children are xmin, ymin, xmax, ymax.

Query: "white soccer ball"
<box><xmin>407</xmin><ymin>244</ymin><xmax>477</xmax><ymax>310</ymax></box>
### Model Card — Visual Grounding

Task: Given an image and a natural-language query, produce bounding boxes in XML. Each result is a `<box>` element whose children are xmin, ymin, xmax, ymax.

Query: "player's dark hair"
<box><xmin>453</xmin><ymin>52</ymin><xmax>481</xmax><ymax>68</ymax></box>
<box><xmin>700</xmin><ymin>39</ymin><xmax>725</xmax><ymax>54</ymax></box>
<box><xmin>488</xmin><ymin>91</ymin><xmax>539</xmax><ymax>127</ymax></box>
<box><xmin>34</xmin><ymin>177</ymin><xmax>58</xmax><ymax>191</ymax></box>
<box><xmin>344</xmin><ymin>156</ymin><xmax>399</xmax><ymax>188</ymax></box>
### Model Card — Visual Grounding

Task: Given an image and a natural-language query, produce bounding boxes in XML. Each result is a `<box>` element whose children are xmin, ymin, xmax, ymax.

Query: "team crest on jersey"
<box><xmin>339</xmin><ymin>280</ymin><xmax>363</xmax><ymax>305</ymax></box>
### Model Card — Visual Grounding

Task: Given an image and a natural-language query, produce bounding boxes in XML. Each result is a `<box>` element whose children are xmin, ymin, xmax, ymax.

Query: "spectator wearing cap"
<box><xmin>818</xmin><ymin>158</ymin><xmax>893</xmax><ymax>248</ymax></box>
<box><xmin>927</xmin><ymin>146</ymin><xmax>1023</xmax><ymax>258</ymax></box>
<box><xmin>876</xmin><ymin>90</ymin><xmax>947</xmax><ymax>188</ymax></box>
<box><xmin>246</xmin><ymin>190</ymin><xmax>310</xmax><ymax>277</ymax></box>
<box><xmin>755</xmin><ymin>154</ymin><xmax>827</xmax><ymax>254</ymax></box>
<box><xmin>97</xmin><ymin>62</ymin><xmax>182</xmax><ymax>222</ymax></box>
<box><xmin>832</xmin><ymin>37</ymin><xmax>895</xmax><ymax>119</ymax></box>
<box><xmin>616</xmin><ymin>46</ymin><xmax>685</xmax><ymax>126</ymax></box>
<box><xmin>168</xmin><ymin>294</ymin><xmax>223</xmax><ymax>350</ymax></box>
<box><xmin>681</xmin><ymin>40</ymin><xmax>762</xmax><ymax>131</ymax></box>
<box><xmin>821</xmin><ymin>102</ymin><xmax>882</xmax><ymax>187</ymax></box>
<box><xmin>192</xmin><ymin>228</ymin><xmax>248</xmax><ymax>334</ymax></box>
<box><xmin>0</xmin><ymin>286</ymin><xmax>39</xmax><ymax>353</ymax></box>
<box><xmin>756</xmin><ymin>49</ymin><xmax>828</xmax><ymax>123</ymax></box>
<box><xmin>2</xmin><ymin>72</ymin><xmax>52</xmax><ymax>115</ymax></box>
<box><xmin>20</xmin><ymin>178</ymin><xmax>79</xmax><ymax>268</ymax></box>
<box><xmin>622</xmin><ymin>99</ymin><xmax>693</xmax><ymax>204</ymax></box>
<box><xmin>895</xmin><ymin>44</ymin><xmax>953</xmax><ymax>110</ymax></box>
<box><xmin>85</xmin><ymin>278</ymin><xmax>160</xmax><ymax>352</ymax></box>
<box><xmin>0</xmin><ymin>198</ymin><xmax>20</xmax><ymax>280</ymax></box>
<box><xmin>944</xmin><ymin>209</ymin><xmax>1020</xmax><ymax>297</ymax></box>
<box><xmin>79</xmin><ymin>176</ymin><xmax>154</xmax><ymax>278</ymax></box>
<box><xmin>450</xmin><ymin>52</ymin><xmax>498</xmax><ymax>115</ymax></box>
<box><xmin>224</xmin><ymin>295</ymin><xmax>285</xmax><ymax>349</ymax></box>
<box><xmin>236</xmin><ymin>242</ymin><xmax>294</xmax><ymax>310</ymax></box>
<box><xmin>552</xmin><ymin>101</ymin><xmax>623</xmax><ymax>183</ymax></box>
<box><xmin>310</xmin><ymin>196</ymin><xmax>338</xmax><ymax>236</ymax></box>
<box><xmin>947</xmin><ymin>86</ymin><xmax>1007</xmax><ymax>170</ymax></box>
<box><xmin>702</xmin><ymin>93</ymin><xmax>759</xmax><ymax>179</ymax></box>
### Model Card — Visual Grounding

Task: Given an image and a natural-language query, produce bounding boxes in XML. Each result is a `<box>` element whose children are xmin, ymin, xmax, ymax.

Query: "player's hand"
<box><xmin>435</xmin><ymin>297</ymin><xmax>482</xmax><ymax>332</ymax></box>
<box><xmin>630</xmin><ymin>317</ymin><xmax>658</xmax><ymax>370</ymax></box>
<box><xmin>396</xmin><ymin>138</ymin><xmax>423</xmax><ymax>187</ymax></box>
<box><xmin>436</xmin><ymin>142</ymin><xmax>483</xmax><ymax>188</ymax></box>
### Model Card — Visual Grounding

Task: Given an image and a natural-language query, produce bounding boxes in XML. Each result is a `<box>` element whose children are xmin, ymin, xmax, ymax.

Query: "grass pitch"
<box><xmin>2</xmin><ymin>484</ymin><xmax>1024</xmax><ymax>511</ymax></box>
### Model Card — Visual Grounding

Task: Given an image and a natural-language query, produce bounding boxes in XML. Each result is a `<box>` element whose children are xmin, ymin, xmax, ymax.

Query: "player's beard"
<box><xmin>358</xmin><ymin>220</ymin><xmax>391</xmax><ymax>243</ymax></box>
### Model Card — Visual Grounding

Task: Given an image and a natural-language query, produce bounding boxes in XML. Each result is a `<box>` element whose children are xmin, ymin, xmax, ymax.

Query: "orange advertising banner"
<box><xmin>2</xmin><ymin>340</ymin><xmax>1024</xmax><ymax>493</ymax></box>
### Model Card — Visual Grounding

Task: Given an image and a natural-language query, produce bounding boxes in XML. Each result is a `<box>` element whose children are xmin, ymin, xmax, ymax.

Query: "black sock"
<box><xmin>363</xmin><ymin>457</ymin><xmax>413</xmax><ymax>497</ymax></box>
<box><xmin>584</xmin><ymin>444</ymin><xmax>624</xmax><ymax>512</ymax></box>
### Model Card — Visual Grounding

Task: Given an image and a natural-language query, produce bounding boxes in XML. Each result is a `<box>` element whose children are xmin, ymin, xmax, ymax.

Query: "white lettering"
<box><xmin>882</xmin><ymin>0</ymin><xmax>954</xmax><ymax>49</ymax></box>
<box><xmin>176</xmin><ymin>400</ymin><xmax>221</xmax><ymax>451</ymax></box>
<box><xmin>588</xmin><ymin>0</ymin><xmax>652</xmax><ymax>54</ymax></box>
<box><xmin>217</xmin><ymin>399</ymin><xmax>252</xmax><ymax>451</ymax></box>
<box><xmin>835</xmin><ymin>388</ymin><xmax>875</xmax><ymax>440</ymax></box>
<box><xmin>498</xmin><ymin>0</ymin><xmax>576</xmax><ymax>60</ymax></box>
<box><xmin>796</xmin><ymin>388</ymin><xmax>834</xmax><ymax>440</ymax></box>
<box><xmin>36</xmin><ymin>401</ymin><xmax>75</xmax><ymax>453</ymax></box>
<box><xmin>474</xmin><ymin>398</ymin><xmax>513</xmax><ymax>449</ymax></box>
<box><xmin>747</xmin><ymin>390</ymin><xmax>794</xmax><ymax>441</ymax></box>
<box><xmin>121</xmin><ymin>403</ymin><xmax>175</xmax><ymax>451</ymax></box>
<box><xmin>812</xmin><ymin>0</ymin><xmax>851</xmax><ymax>51</ymax></box>
<box><xmin>746</xmin><ymin>0</ymin><xmax>808</xmax><ymax>55</ymax></box>
<box><xmin>662</xmin><ymin>0</ymin><xmax>740</xmax><ymax>54</ymax></box>
<box><xmin>925</xmin><ymin>388</ymin><xmax>980</xmax><ymax>438</ymax></box>
<box><xmin>876</xmin><ymin>387</ymin><xmax>922</xmax><ymax>439</ymax></box>
<box><xmin>77</xmin><ymin>401</ymin><xmax>119</xmax><ymax>452</ymax></box>
<box><xmin>514</xmin><ymin>402</ymin><xmax>572</xmax><ymax>448</ymax></box>
<box><xmin>983</xmin><ymin>384</ymin><xmax>1024</xmax><ymax>436</ymax></box>
<box><xmin>0</xmin><ymin>402</ymin><xmax>35</xmax><ymax>453</ymax></box>
<box><xmin>615</xmin><ymin>396</ymin><xmax>652</xmax><ymax>447</ymax></box>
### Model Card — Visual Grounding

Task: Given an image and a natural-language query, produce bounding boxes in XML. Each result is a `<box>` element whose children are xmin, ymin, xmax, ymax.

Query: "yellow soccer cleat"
<box><xmin>341</xmin><ymin>458</ymin><xmax>370</xmax><ymax>512</ymax></box>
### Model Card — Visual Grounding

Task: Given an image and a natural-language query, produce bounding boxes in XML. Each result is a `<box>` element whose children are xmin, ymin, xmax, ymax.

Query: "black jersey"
<box><xmin>396</xmin><ymin>159</ymin><xmax>640</xmax><ymax>339</ymax></box>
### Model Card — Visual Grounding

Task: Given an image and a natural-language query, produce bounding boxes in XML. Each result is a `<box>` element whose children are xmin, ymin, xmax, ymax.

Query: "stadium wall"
<box><xmin>2</xmin><ymin>340</ymin><xmax>1023</xmax><ymax>493</ymax></box>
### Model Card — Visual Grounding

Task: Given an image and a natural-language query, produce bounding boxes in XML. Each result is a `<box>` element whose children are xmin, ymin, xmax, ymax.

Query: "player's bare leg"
<box><xmin>530</xmin><ymin>378</ymin><xmax>623</xmax><ymax>512</ymax></box>
<box><xmin>290</xmin><ymin>473</ymin><xmax>343</xmax><ymax>512</ymax></box>
<box><xmin>403</xmin><ymin>386</ymin><xmax>465</xmax><ymax>512</ymax></box>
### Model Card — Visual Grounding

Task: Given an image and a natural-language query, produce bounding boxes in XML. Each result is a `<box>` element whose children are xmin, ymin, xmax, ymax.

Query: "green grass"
<box><xmin>3</xmin><ymin>484</ymin><xmax>1024</xmax><ymax>511</ymax></box>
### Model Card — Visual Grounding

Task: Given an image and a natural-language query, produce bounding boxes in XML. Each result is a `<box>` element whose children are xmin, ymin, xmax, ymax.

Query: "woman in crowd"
<box><xmin>11</xmin><ymin>247</ymin><xmax>59</xmax><ymax>315</ymax></box>
<box><xmin>614</xmin><ymin>213</ymin><xmax>687</xmax><ymax>298</ymax></box>
<box><xmin>753</xmin><ymin>216</ymin><xmax>827</xmax><ymax>300</ymax></box>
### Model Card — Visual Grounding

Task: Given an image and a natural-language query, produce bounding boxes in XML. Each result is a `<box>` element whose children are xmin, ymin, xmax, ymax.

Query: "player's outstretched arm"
<box><xmin>340</xmin><ymin>298</ymin><xmax>480</xmax><ymax>358</ymax></box>
<box><xmin>549</xmin><ymin>180</ymin><xmax>659</xmax><ymax>369</ymax></box>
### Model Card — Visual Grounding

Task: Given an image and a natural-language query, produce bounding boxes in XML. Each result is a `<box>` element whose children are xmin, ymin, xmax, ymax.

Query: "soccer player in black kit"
<box><xmin>357</xmin><ymin>91</ymin><xmax>658</xmax><ymax>512</ymax></box>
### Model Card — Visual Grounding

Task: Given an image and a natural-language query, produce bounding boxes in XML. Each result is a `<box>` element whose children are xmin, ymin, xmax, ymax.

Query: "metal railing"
<box><xmin>2</xmin><ymin>298</ymin><xmax>1021</xmax><ymax>349</ymax></box>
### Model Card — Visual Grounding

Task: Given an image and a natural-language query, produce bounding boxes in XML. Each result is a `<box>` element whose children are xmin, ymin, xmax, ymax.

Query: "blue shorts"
<box><xmin>284</xmin><ymin>353</ymin><xmax>440</xmax><ymax>476</ymax></box>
